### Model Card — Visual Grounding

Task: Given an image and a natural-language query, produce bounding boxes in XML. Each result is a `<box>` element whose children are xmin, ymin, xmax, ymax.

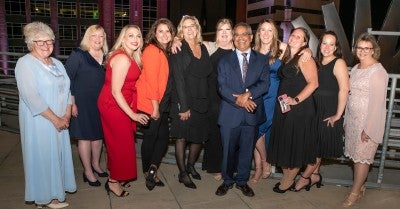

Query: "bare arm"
<box><xmin>110</xmin><ymin>54</ymin><xmax>149</xmax><ymax>125</ymax></box>
<box><xmin>285</xmin><ymin>58</ymin><xmax>319</xmax><ymax>105</ymax></box>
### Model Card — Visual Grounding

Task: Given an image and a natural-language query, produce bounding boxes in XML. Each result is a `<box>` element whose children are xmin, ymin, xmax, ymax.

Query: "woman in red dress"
<box><xmin>98</xmin><ymin>25</ymin><xmax>149</xmax><ymax>197</ymax></box>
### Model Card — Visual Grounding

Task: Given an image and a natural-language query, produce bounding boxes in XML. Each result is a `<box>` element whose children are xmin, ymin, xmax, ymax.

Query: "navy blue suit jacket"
<box><xmin>217</xmin><ymin>49</ymin><xmax>269</xmax><ymax>128</ymax></box>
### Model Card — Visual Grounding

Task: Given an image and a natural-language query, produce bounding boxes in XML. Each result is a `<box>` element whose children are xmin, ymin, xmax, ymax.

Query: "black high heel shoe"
<box><xmin>273</xmin><ymin>181</ymin><xmax>295</xmax><ymax>193</ymax></box>
<box><xmin>83</xmin><ymin>173</ymin><xmax>101</xmax><ymax>187</ymax></box>
<box><xmin>311</xmin><ymin>173</ymin><xmax>323</xmax><ymax>188</ymax></box>
<box><xmin>186</xmin><ymin>163</ymin><xmax>201</xmax><ymax>180</ymax></box>
<box><xmin>179</xmin><ymin>171</ymin><xmax>196</xmax><ymax>189</ymax></box>
<box><xmin>92</xmin><ymin>166</ymin><xmax>109</xmax><ymax>177</ymax></box>
<box><xmin>294</xmin><ymin>175</ymin><xmax>311</xmax><ymax>192</ymax></box>
<box><xmin>105</xmin><ymin>179</ymin><xmax>129</xmax><ymax>197</ymax></box>
<box><xmin>145</xmin><ymin>166</ymin><xmax>157</xmax><ymax>191</ymax></box>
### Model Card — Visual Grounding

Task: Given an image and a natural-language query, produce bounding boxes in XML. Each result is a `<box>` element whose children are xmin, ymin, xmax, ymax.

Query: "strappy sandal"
<box><xmin>105</xmin><ymin>179</ymin><xmax>129</xmax><ymax>197</ymax></box>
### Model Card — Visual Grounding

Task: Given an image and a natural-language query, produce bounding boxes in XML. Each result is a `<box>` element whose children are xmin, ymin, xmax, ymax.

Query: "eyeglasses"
<box><xmin>234</xmin><ymin>32</ymin><xmax>251</xmax><ymax>38</ymax></box>
<box><xmin>34</xmin><ymin>40</ymin><xmax>54</xmax><ymax>46</ymax></box>
<box><xmin>355</xmin><ymin>46</ymin><xmax>373</xmax><ymax>53</ymax></box>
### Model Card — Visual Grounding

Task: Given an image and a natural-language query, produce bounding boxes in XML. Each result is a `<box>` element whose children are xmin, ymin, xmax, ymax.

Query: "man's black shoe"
<box><xmin>215</xmin><ymin>183</ymin><xmax>233</xmax><ymax>196</ymax></box>
<box><xmin>235</xmin><ymin>184</ymin><xmax>255</xmax><ymax>197</ymax></box>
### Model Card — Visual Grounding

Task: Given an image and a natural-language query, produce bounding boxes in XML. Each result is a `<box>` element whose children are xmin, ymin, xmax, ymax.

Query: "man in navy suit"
<box><xmin>215</xmin><ymin>22</ymin><xmax>269</xmax><ymax>197</ymax></box>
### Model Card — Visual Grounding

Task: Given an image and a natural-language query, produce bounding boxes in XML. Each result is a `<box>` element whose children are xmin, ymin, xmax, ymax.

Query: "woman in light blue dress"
<box><xmin>15</xmin><ymin>22</ymin><xmax>76</xmax><ymax>209</ymax></box>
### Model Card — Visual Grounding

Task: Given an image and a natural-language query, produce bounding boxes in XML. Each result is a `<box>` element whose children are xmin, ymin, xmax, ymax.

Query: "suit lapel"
<box><xmin>229</xmin><ymin>51</ymin><xmax>243</xmax><ymax>83</ymax></box>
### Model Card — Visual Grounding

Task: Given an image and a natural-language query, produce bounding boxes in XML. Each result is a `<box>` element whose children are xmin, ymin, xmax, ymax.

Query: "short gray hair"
<box><xmin>23</xmin><ymin>21</ymin><xmax>55</xmax><ymax>51</ymax></box>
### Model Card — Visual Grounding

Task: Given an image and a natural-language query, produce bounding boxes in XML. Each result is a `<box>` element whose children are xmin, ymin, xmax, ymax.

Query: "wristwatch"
<box><xmin>294</xmin><ymin>97</ymin><xmax>300</xmax><ymax>103</ymax></box>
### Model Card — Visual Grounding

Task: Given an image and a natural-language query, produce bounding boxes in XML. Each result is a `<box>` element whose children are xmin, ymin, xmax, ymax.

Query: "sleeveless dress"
<box><xmin>344</xmin><ymin>63</ymin><xmax>388</xmax><ymax>164</ymax></box>
<box><xmin>258</xmin><ymin>54</ymin><xmax>281</xmax><ymax>150</ymax></box>
<box><xmin>98</xmin><ymin>49</ymin><xmax>139</xmax><ymax>180</ymax></box>
<box><xmin>314</xmin><ymin>58</ymin><xmax>344</xmax><ymax>158</ymax></box>
<box><xmin>267</xmin><ymin>59</ymin><xmax>317</xmax><ymax>167</ymax></box>
<box><xmin>65</xmin><ymin>48</ymin><xmax>105</xmax><ymax>140</ymax></box>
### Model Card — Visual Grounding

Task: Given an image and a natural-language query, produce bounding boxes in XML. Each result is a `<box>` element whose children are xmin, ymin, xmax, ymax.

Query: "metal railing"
<box><xmin>1</xmin><ymin>51</ymin><xmax>399</xmax><ymax>188</ymax></box>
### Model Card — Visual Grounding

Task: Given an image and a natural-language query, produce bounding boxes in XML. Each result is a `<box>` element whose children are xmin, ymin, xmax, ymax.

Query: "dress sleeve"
<box><xmin>142</xmin><ymin>46</ymin><xmax>161</xmax><ymax>100</ymax></box>
<box><xmin>364</xmin><ymin>67</ymin><xmax>388</xmax><ymax>144</ymax></box>
<box><xmin>170</xmin><ymin>47</ymin><xmax>190</xmax><ymax>112</ymax></box>
<box><xmin>65</xmin><ymin>49</ymin><xmax>81</xmax><ymax>96</ymax></box>
<box><xmin>15</xmin><ymin>57</ymin><xmax>48</xmax><ymax>116</ymax></box>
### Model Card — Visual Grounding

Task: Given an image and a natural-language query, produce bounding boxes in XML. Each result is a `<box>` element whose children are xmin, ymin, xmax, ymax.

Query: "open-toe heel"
<box><xmin>294</xmin><ymin>175</ymin><xmax>311</xmax><ymax>192</ymax></box>
<box><xmin>261</xmin><ymin>161</ymin><xmax>271</xmax><ymax>179</ymax></box>
<box><xmin>342</xmin><ymin>192</ymin><xmax>360</xmax><ymax>207</ymax></box>
<box><xmin>250</xmin><ymin>167</ymin><xmax>262</xmax><ymax>183</ymax></box>
<box><xmin>105</xmin><ymin>179</ymin><xmax>129</xmax><ymax>197</ymax></box>
<box><xmin>311</xmin><ymin>173</ymin><xmax>323</xmax><ymax>188</ymax></box>
<box><xmin>273</xmin><ymin>181</ymin><xmax>295</xmax><ymax>193</ymax></box>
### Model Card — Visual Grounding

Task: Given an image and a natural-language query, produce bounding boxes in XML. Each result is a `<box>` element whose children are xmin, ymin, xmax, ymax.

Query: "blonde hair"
<box><xmin>23</xmin><ymin>21</ymin><xmax>55</xmax><ymax>51</ymax></box>
<box><xmin>254</xmin><ymin>19</ymin><xmax>281</xmax><ymax>65</ymax></box>
<box><xmin>176</xmin><ymin>15</ymin><xmax>203</xmax><ymax>43</ymax></box>
<box><xmin>353</xmin><ymin>32</ymin><xmax>381</xmax><ymax>60</ymax></box>
<box><xmin>215</xmin><ymin>18</ymin><xmax>233</xmax><ymax>45</ymax></box>
<box><xmin>80</xmin><ymin>25</ymin><xmax>108</xmax><ymax>54</ymax></box>
<box><xmin>109</xmin><ymin>25</ymin><xmax>143</xmax><ymax>67</ymax></box>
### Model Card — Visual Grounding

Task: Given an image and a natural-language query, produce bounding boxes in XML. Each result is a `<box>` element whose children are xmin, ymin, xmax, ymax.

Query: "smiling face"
<box><xmin>233</xmin><ymin>25</ymin><xmax>252</xmax><ymax>52</ymax></box>
<box><xmin>89</xmin><ymin>29</ymin><xmax>105</xmax><ymax>51</ymax></box>
<box><xmin>182</xmin><ymin>19</ymin><xmax>198</xmax><ymax>42</ymax></box>
<box><xmin>31</xmin><ymin>34</ymin><xmax>54</xmax><ymax>59</ymax></box>
<box><xmin>355</xmin><ymin>40</ymin><xmax>374</xmax><ymax>61</ymax></box>
<box><xmin>288</xmin><ymin>28</ymin><xmax>307</xmax><ymax>51</ymax></box>
<box><xmin>122</xmin><ymin>27</ymin><xmax>142</xmax><ymax>53</ymax></box>
<box><xmin>216</xmin><ymin>23</ymin><xmax>233</xmax><ymax>44</ymax></box>
<box><xmin>155</xmin><ymin>23</ymin><xmax>172</xmax><ymax>48</ymax></box>
<box><xmin>320</xmin><ymin>34</ymin><xmax>337</xmax><ymax>58</ymax></box>
<box><xmin>259</xmin><ymin>22</ymin><xmax>274</xmax><ymax>45</ymax></box>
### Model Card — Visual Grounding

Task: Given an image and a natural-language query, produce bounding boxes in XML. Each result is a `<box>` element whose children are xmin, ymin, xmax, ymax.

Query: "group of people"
<box><xmin>15</xmin><ymin>15</ymin><xmax>388</xmax><ymax>208</ymax></box>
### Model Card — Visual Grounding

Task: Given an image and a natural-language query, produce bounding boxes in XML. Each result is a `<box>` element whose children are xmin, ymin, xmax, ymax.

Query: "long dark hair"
<box><xmin>282</xmin><ymin>27</ymin><xmax>310</xmax><ymax>72</ymax></box>
<box><xmin>145</xmin><ymin>18</ymin><xmax>176</xmax><ymax>56</ymax></box>
<box><xmin>316</xmin><ymin>31</ymin><xmax>342</xmax><ymax>68</ymax></box>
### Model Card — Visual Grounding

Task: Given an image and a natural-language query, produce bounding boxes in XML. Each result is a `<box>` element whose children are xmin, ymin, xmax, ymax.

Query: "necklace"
<box><xmin>30</xmin><ymin>53</ymin><xmax>52</xmax><ymax>65</ymax></box>
<box><xmin>89</xmin><ymin>50</ymin><xmax>103</xmax><ymax>64</ymax></box>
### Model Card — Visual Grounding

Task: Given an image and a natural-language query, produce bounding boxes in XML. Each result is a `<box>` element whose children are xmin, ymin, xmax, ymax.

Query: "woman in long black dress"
<box><xmin>65</xmin><ymin>25</ymin><xmax>108</xmax><ymax>187</ymax></box>
<box><xmin>294</xmin><ymin>31</ymin><xmax>349</xmax><ymax>191</ymax></box>
<box><xmin>267</xmin><ymin>27</ymin><xmax>319</xmax><ymax>193</ymax></box>
<box><xmin>169</xmin><ymin>15</ymin><xmax>213</xmax><ymax>189</ymax></box>
<box><xmin>202</xmin><ymin>18</ymin><xmax>234</xmax><ymax>181</ymax></box>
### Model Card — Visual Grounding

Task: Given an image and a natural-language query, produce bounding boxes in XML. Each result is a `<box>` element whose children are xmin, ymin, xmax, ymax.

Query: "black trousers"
<box><xmin>140</xmin><ymin>112</ymin><xmax>170</xmax><ymax>173</ymax></box>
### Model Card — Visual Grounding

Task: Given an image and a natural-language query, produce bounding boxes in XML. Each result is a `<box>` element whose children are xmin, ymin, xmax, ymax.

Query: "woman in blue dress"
<box><xmin>250</xmin><ymin>19</ymin><xmax>286</xmax><ymax>183</ymax></box>
<box><xmin>15</xmin><ymin>22</ymin><xmax>76</xmax><ymax>209</ymax></box>
<box><xmin>65</xmin><ymin>25</ymin><xmax>109</xmax><ymax>187</ymax></box>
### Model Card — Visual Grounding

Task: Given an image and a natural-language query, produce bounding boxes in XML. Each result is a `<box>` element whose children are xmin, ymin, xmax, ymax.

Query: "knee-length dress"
<box><xmin>169</xmin><ymin>41</ymin><xmax>213</xmax><ymax>143</ymax></box>
<box><xmin>267</xmin><ymin>59</ymin><xmax>317</xmax><ymax>168</ymax></box>
<box><xmin>15</xmin><ymin>54</ymin><xmax>76</xmax><ymax>204</ymax></box>
<box><xmin>65</xmin><ymin>48</ymin><xmax>105</xmax><ymax>140</ymax></box>
<box><xmin>258</xmin><ymin>55</ymin><xmax>281</xmax><ymax>149</ymax></box>
<box><xmin>98</xmin><ymin>49</ymin><xmax>139</xmax><ymax>180</ymax></box>
<box><xmin>314</xmin><ymin>58</ymin><xmax>344</xmax><ymax>158</ymax></box>
<box><xmin>344</xmin><ymin>63</ymin><xmax>388</xmax><ymax>164</ymax></box>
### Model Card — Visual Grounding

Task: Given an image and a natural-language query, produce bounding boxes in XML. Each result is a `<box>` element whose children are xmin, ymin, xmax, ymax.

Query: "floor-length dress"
<box><xmin>15</xmin><ymin>54</ymin><xmax>76</xmax><ymax>204</ymax></box>
<box><xmin>344</xmin><ymin>63</ymin><xmax>388</xmax><ymax>164</ymax></box>
<box><xmin>66</xmin><ymin>48</ymin><xmax>105</xmax><ymax>139</ymax></box>
<box><xmin>267</xmin><ymin>59</ymin><xmax>317</xmax><ymax>167</ymax></box>
<box><xmin>314</xmin><ymin>58</ymin><xmax>344</xmax><ymax>158</ymax></box>
<box><xmin>202</xmin><ymin>47</ymin><xmax>231</xmax><ymax>173</ymax></box>
<box><xmin>98</xmin><ymin>49</ymin><xmax>139</xmax><ymax>180</ymax></box>
<box><xmin>258</xmin><ymin>54</ymin><xmax>281</xmax><ymax>149</ymax></box>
